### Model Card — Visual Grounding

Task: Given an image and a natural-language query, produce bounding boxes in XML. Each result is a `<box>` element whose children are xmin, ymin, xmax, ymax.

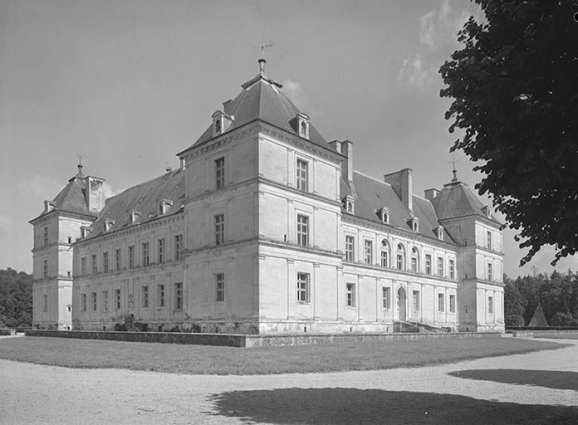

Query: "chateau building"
<box><xmin>30</xmin><ymin>60</ymin><xmax>505</xmax><ymax>333</ymax></box>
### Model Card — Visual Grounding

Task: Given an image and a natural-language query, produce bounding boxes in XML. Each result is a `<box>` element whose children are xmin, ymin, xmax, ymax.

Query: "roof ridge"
<box><xmin>354</xmin><ymin>170</ymin><xmax>392</xmax><ymax>187</ymax></box>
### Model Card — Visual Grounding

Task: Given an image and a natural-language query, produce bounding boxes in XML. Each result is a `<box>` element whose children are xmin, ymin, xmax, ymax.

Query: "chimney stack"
<box><xmin>384</xmin><ymin>168</ymin><xmax>413</xmax><ymax>212</ymax></box>
<box><xmin>424</xmin><ymin>188</ymin><xmax>439</xmax><ymax>201</ymax></box>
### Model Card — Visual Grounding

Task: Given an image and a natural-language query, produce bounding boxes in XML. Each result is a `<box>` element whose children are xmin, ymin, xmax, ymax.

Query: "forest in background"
<box><xmin>0</xmin><ymin>268</ymin><xmax>32</xmax><ymax>328</ymax></box>
<box><xmin>504</xmin><ymin>270</ymin><xmax>578</xmax><ymax>327</ymax></box>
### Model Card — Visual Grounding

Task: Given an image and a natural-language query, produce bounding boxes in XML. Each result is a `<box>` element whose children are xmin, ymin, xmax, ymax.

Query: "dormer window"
<box><xmin>80</xmin><ymin>226</ymin><xmax>92</xmax><ymax>239</ymax></box>
<box><xmin>158</xmin><ymin>199</ymin><xmax>173</xmax><ymax>216</ymax></box>
<box><xmin>104</xmin><ymin>218</ymin><xmax>115</xmax><ymax>233</ymax></box>
<box><xmin>212</xmin><ymin>110</ymin><xmax>233</xmax><ymax>136</ymax></box>
<box><xmin>343</xmin><ymin>196</ymin><xmax>354</xmax><ymax>213</ymax></box>
<box><xmin>290</xmin><ymin>113</ymin><xmax>310</xmax><ymax>139</ymax></box>
<box><xmin>408</xmin><ymin>217</ymin><xmax>419</xmax><ymax>232</ymax></box>
<box><xmin>44</xmin><ymin>200</ymin><xmax>55</xmax><ymax>213</ymax></box>
<box><xmin>128</xmin><ymin>209</ymin><xmax>141</xmax><ymax>224</ymax></box>
<box><xmin>482</xmin><ymin>205</ymin><xmax>492</xmax><ymax>219</ymax></box>
<box><xmin>435</xmin><ymin>226</ymin><xmax>444</xmax><ymax>240</ymax></box>
<box><xmin>378</xmin><ymin>207</ymin><xmax>390</xmax><ymax>224</ymax></box>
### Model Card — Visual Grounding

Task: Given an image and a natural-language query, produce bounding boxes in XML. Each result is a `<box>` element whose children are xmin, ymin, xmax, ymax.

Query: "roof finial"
<box><xmin>452</xmin><ymin>157</ymin><xmax>458</xmax><ymax>182</ymax></box>
<box><xmin>76</xmin><ymin>153</ymin><xmax>85</xmax><ymax>177</ymax></box>
<box><xmin>254</xmin><ymin>42</ymin><xmax>274</xmax><ymax>74</ymax></box>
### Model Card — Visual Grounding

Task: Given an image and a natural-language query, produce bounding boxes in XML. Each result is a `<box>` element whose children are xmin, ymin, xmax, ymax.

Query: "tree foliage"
<box><xmin>505</xmin><ymin>270</ymin><xmax>578</xmax><ymax>327</ymax></box>
<box><xmin>0</xmin><ymin>268</ymin><xmax>33</xmax><ymax>328</ymax></box>
<box><xmin>440</xmin><ymin>0</ymin><xmax>578</xmax><ymax>265</ymax></box>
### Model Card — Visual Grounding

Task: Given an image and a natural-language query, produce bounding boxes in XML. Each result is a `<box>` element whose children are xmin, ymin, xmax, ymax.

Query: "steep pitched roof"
<box><xmin>180</xmin><ymin>73</ymin><xmax>327</xmax><ymax>153</ymax></box>
<box><xmin>84</xmin><ymin>168</ymin><xmax>185</xmax><ymax>241</ymax></box>
<box><xmin>51</xmin><ymin>176</ymin><xmax>92</xmax><ymax>217</ymax></box>
<box><xmin>432</xmin><ymin>179</ymin><xmax>499</xmax><ymax>224</ymax></box>
<box><xmin>342</xmin><ymin>171</ymin><xmax>454</xmax><ymax>244</ymax></box>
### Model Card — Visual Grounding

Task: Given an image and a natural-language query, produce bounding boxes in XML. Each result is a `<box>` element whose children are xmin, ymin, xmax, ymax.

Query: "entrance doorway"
<box><xmin>397</xmin><ymin>287</ymin><xmax>407</xmax><ymax>322</ymax></box>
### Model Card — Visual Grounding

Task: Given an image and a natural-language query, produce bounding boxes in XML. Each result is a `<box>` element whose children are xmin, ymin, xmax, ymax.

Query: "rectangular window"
<box><xmin>413</xmin><ymin>290</ymin><xmax>420</xmax><ymax>310</ymax></box>
<box><xmin>81</xmin><ymin>293</ymin><xmax>87</xmax><ymax>312</ymax></box>
<box><xmin>487</xmin><ymin>263</ymin><xmax>493</xmax><ymax>282</ymax></box>
<box><xmin>142</xmin><ymin>286</ymin><xmax>149</xmax><ymax>308</ymax></box>
<box><xmin>43</xmin><ymin>294</ymin><xmax>48</xmax><ymax>312</ymax></box>
<box><xmin>142</xmin><ymin>242</ymin><xmax>150</xmax><ymax>267</ymax></box>
<box><xmin>345</xmin><ymin>235</ymin><xmax>355</xmax><ymax>262</ymax></box>
<box><xmin>91</xmin><ymin>254</ymin><xmax>97</xmax><ymax>275</ymax></box>
<box><xmin>297</xmin><ymin>272</ymin><xmax>310</xmax><ymax>303</ymax></box>
<box><xmin>396</xmin><ymin>254</ymin><xmax>403</xmax><ymax>270</ymax></box>
<box><xmin>437</xmin><ymin>257</ymin><xmax>444</xmax><ymax>277</ymax></box>
<box><xmin>158</xmin><ymin>238</ymin><xmax>165</xmax><ymax>264</ymax></box>
<box><xmin>215</xmin><ymin>214</ymin><xmax>225</xmax><ymax>246</ymax></box>
<box><xmin>296</xmin><ymin>159</ymin><xmax>309</xmax><ymax>191</ymax></box>
<box><xmin>425</xmin><ymin>254</ymin><xmax>432</xmax><ymax>275</ymax></box>
<box><xmin>449</xmin><ymin>294</ymin><xmax>456</xmax><ymax>313</ymax></box>
<box><xmin>43</xmin><ymin>259</ymin><xmax>48</xmax><ymax>278</ymax></box>
<box><xmin>81</xmin><ymin>257</ymin><xmax>87</xmax><ymax>277</ymax></box>
<box><xmin>449</xmin><ymin>259</ymin><xmax>455</xmax><ymax>280</ymax></box>
<box><xmin>438</xmin><ymin>293</ymin><xmax>445</xmax><ymax>312</ymax></box>
<box><xmin>364</xmin><ymin>240</ymin><xmax>373</xmax><ymax>264</ymax></box>
<box><xmin>297</xmin><ymin>214</ymin><xmax>309</xmax><ymax>247</ymax></box>
<box><xmin>175</xmin><ymin>282</ymin><xmax>183</xmax><ymax>310</ymax></box>
<box><xmin>382</xmin><ymin>287</ymin><xmax>391</xmax><ymax>309</ymax></box>
<box><xmin>174</xmin><ymin>234</ymin><xmax>183</xmax><ymax>261</ymax></box>
<box><xmin>157</xmin><ymin>284</ymin><xmax>165</xmax><ymax>308</ymax></box>
<box><xmin>91</xmin><ymin>292</ymin><xmax>97</xmax><ymax>311</ymax></box>
<box><xmin>102</xmin><ymin>290</ymin><xmax>108</xmax><ymax>312</ymax></box>
<box><xmin>215</xmin><ymin>273</ymin><xmax>225</xmax><ymax>302</ymax></box>
<box><xmin>115</xmin><ymin>249</ymin><xmax>121</xmax><ymax>271</ymax></box>
<box><xmin>381</xmin><ymin>251</ymin><xmax>388</xmax><ymax>268</ymax></box>
<box><xmin>43</xmin><ymin>227</ymin><xmax>48</xmax><ymax>246</ymax></box>
<box><xmin>215</xmin><ymin>157</ymin><xmax>225</xmax><ymax>189</ymax></box>
<box><xmin>488</xmin><ymin>296</ymin><xmax>494</xmax><ymax>314</ymax></box>
<box><xmin>103</xmin><ymin>252</ymin><xmax>109</xmax><ymax>273</ymax></box>
<box><xmin>411</xmin><ymin>256</ymin><xmax>418</xmax><ymax>273</ymax></box>
<box><xmin>128</xmin><ymin>246</ymin><xmax>135</xmax><ymax>269</ymax></box>
<box><xmin>114</xmin><ymin>289</ymin><xmax>121</xmax><ymax>310</ymax></box>
<box><xmin>486</xmin><ymin>230</ymin><xmax>492</xmax><ymax>250</ymax></box>
<box><xmin>346</xmin><ymin>283</ymin><xmax>356</xmax><ymax>307</ymax></box>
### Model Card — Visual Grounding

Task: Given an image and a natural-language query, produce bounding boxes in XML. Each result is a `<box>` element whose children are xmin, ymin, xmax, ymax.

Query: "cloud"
<box><xmin>397</xmin><ymin>54</ymin><xmax>438</xmax><ymax>89</ymax></box>
<box><xmin>419</xmin><ymin>0</ymin><xmax>475</xmax><ymax>50</ymax></box>
<box><xmin>282</xmin><ymin>79</ymin><xmax>309</xmax><ymax>110</ymax></box>
<box><xmin>103</xmin><ymin>182</ymin><xmax>122</xmax><ymax>199</ymax></box>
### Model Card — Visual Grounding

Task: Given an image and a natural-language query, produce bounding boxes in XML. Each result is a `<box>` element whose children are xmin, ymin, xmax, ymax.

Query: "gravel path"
<box><xmin>1</xmin><ymin>337</ymin><xmax>577</xmax><ymax>425</ymax></box>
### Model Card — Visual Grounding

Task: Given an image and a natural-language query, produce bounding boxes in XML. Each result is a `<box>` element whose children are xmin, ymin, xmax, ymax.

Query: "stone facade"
<box><xmin>30</xmin><ymin>65</ymin><xmax>504</xmax><ymax>334</ymax></box>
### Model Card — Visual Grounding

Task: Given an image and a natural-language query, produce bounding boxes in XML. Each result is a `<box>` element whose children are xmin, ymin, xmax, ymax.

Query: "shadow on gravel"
<box><xmin>449</xmin><ymin>369</ymin><xmax>578</xmax><ymax>391</ymax></box>
<box><xmin>207</xmin><ymin>388</ymin><xmax>578</xmax><ymax>425</ymax></box>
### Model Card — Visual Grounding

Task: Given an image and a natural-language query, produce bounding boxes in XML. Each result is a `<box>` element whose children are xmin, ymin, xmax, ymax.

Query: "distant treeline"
<box><xmin>505</xmin><ymin>271</ymin><xmax>578</xmax><ymax>327</ymax></box>
<box><xmin>0</xmin><ymin>268</ymin><xmax>32</xmax><ymax>328</ymax></box>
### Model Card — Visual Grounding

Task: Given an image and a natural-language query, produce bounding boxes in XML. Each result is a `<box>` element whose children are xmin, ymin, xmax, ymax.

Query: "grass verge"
<box><xmin>0</xmin><ymin>336</ymin><xmax>567</xmax><ymax>375</ymax></box>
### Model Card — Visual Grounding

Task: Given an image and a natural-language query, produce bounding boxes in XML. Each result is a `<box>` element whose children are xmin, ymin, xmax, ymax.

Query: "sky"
<box><xmin>1</xmin><ymin>0</ymin><xmax>575</xmax><ymax>277</ymax></box>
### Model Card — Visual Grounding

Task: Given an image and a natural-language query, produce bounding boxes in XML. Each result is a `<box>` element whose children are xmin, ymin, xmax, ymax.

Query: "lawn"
<box><xmin>0</xmin><ymin>336</ymin><xmax>566</xmax><ymax>375</ymax></box>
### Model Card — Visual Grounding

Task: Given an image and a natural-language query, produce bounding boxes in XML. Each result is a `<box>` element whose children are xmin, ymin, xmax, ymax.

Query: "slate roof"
<box><xmin>179</xmin><ymin>73</ymin><xmax>328</xmax><ymax>154</ymax></box>
<box><xmin>432</xmin><ymin>179</ymin><xmax>500</xmax><ymax>224</ymax></box>
<box><xmin>342</xmin><ymin>171</ymin><xmax>455</xmax><ymax>244</ymax></box>
<box><xmin>84</xmin><ymin>168</ymin><xmax>185</xmax><ymax>241</ymax></box>
<box><xmin>30</xmin><ymin>172</ymin><xmax>94</xmax><ymax>223</ymax></box>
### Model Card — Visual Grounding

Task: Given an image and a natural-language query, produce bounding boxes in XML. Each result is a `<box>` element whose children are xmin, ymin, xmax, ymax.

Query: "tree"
<box><xmin>440</xmin><ymin>0</ymin><xmax>578</xmax><ymax>265</ymax></box>
<box><xmin>0</xmin><ymin>269</ymin><xmax>33</xmax><ymax>328</ymax></box>
<box><xmin>504</xmin><ymin>275</ymin><xmax>525</xmax><ymax>326</ymax></box>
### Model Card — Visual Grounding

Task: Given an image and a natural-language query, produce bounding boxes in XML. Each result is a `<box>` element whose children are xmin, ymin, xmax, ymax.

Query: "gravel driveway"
<box><xmin>1</xmin><ymin>337</ymin><xmax>577</xmax><ymax>424</ymax></box>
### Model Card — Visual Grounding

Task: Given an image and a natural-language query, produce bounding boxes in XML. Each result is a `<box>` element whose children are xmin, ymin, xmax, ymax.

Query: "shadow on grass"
<box><xmin>207</xmin><ymin>388</ymin><xmax>578</xmax><ymax>425</ymax></box>
<box><xmin>449</xmin><ymin>369</ymin><xmax>578</xmax><ymax>391</ymax></box>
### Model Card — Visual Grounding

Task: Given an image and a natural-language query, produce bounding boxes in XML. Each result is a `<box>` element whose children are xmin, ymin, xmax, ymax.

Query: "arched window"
<box><xmin>411</xmin><ymin>247</ymin><xmax>419</xmax><ymax>273</ymax></box>
<box><xmin>300</xmin><ymin>121</ymin><xmax>307</xmax><ymax>136</ymax></box>
<box><xmin>380</xmin><ymin>239</ymin><xmax>390</xmax><ymax>268</ymax></box>
<box><xmin>396</xmin><ymin>243</ymin><xmax>405</xmax><ymax>270</ymax></box>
